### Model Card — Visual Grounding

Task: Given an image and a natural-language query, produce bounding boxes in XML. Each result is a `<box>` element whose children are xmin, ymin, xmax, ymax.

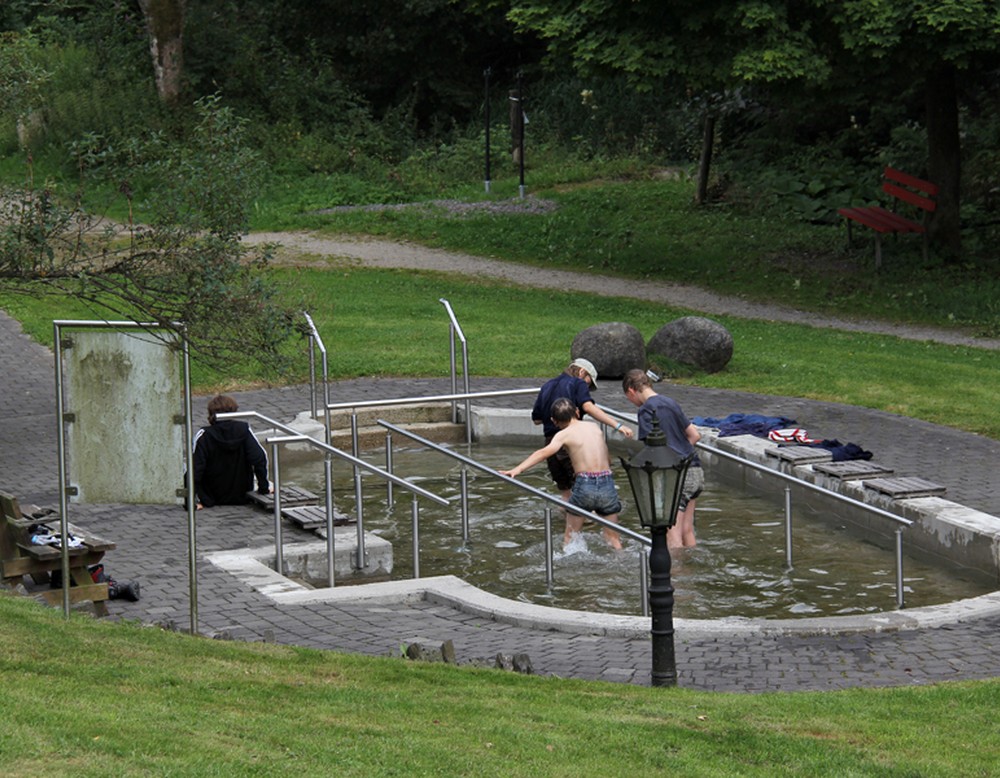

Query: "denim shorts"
<box><xmin>569</xmin><ymin>471</ymin><xmax>622</xmax><ymax>517</ymax></box>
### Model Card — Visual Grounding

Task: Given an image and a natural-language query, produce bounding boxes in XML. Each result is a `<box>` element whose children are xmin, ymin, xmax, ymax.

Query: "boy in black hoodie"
<box><xmin>192</xmin><ymin>395</ymin><xmax>271</xmax><ymax>509</ymax></box>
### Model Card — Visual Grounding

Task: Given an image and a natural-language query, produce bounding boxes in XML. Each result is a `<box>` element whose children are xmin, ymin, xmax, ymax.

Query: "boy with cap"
<box><xmin>529</xmin><ymin>359</ymin><xmax>632</xmax><ymax>539</ymax></box>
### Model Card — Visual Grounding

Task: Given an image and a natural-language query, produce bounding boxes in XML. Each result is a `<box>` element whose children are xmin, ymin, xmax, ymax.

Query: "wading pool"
<box><xmin>280</xmin><ymin>442</ymin><xmax>993</xmax><ymax>619</ymax></box>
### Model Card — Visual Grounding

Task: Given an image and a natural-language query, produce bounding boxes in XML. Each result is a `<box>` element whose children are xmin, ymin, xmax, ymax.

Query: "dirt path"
<box><xmin>246</xmin><ymin>231</ymin><xmax>1000</xmax><ymax>351</ymax></box>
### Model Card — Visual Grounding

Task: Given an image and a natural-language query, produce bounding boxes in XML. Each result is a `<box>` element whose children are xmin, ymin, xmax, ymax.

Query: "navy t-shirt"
<box><xmin>532</xmin><ymin>373</ymin><xmax>594</xmax><ymax>437</ymax></box>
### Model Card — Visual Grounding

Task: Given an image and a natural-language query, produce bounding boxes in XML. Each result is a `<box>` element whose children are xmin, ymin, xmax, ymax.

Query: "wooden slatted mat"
<box><xmin>247</xmin><ymin>486</ymin><xmax>319</xmax><ymax>510</ymax></box>
<box><xmin>812</xmin><ymin>461</ymin><xmax>895</xmax><ymax>480</ymax></box>
<box><xmin>764</xmin><ymin>445</ymin><xmax>833</xmax><ymax>465</ymax></box>
<box><xmin>863</xmin><ymin>477</ymin><xmax>946</xmax><ymax>499</ymax></box>
<box><xmin>281</xmin><ymin>505</ymin><xmax>355</xmax><ymax>530</ymax></box>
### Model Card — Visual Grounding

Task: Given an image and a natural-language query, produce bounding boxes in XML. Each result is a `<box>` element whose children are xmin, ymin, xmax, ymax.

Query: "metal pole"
<box><xmin>385</xmin><ymin>431</ymin><xmax>395</xmax><ymax>507</ymax></box>
<box><xmin>354</xmin><ymin>467</ymin><xmax>366</xmax><ymax>570</ymax></box>
<box><xmin>307</xmin><ymin>334</ymin><xmax>317</xmax><ymax>419</ymax></box>
<box><xmin>895</xmin><ymin>527</ymin><xmax>905</xmax><ymax>609</ymax></box>
<box><xmin>484</xmin><ymin>67</ymin><xmax>492</xmax><ymax>194</ymax></box>
<box><xmin>460</xmin><ymin>467</ymin><xmax>470</xmax><ymax>542</ymax></box>
<box><xmin>181</xmin><ymin>332</ymin><xmax>197</xmax><ymax>633</ymax></box>
<box><xmin>52</xmin><ymin>323</ymin><xmax>70</xmax><ymax>618</ymax></box>
<box><xmin>648</xmin><ymin>525</ymin><xmax>677</xmax><ymax>687</ymax></box>
<box><xmin>412</xmin><ymin>494</ymin><xmax>421</xmax><ymax>579</ymax></box>
<box><xmin>517</xmin><ymin>70</ymin><xmax>525</xmax><ymax>199</ymax></box>
<box><xmin>462</xmin><ymin>340</ymin><xmax>472</xmax><ymax>446</ymax></box>
<box><xmin>271</xmin><ymin>441</ymin><xmax>284</xmax><ymax>576</ymax></box>
<box><xmin>544</xmin><ymin>507</ymin><xmax>553</xmax><ymax>587</ymax></box>
<box><xmin>784</xmin><ymin>485</ymin><xmax>793</xmax><ymax>569</ymax></box>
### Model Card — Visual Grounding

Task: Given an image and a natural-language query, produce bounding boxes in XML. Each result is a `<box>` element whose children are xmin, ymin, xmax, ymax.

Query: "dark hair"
<box><xmin>207</xmin><ymin>394</ymin><xmax>239</xmax><ymax>424</ymax></box>
<box><xmin>621</xmin><ymin>368</ymin><xmax>652</xmax><ymax>393</ymax></box>
<box><xmin>550</xmin><ymin>397</ymin><xmax>577</xmax><ymax>424</ymax></box>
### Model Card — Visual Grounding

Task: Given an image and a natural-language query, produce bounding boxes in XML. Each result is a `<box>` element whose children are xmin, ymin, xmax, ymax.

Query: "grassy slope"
<box><xmin>1</xmin><ymin>594</ymin><xmax>997</xmax><ymax>777</ymax></box>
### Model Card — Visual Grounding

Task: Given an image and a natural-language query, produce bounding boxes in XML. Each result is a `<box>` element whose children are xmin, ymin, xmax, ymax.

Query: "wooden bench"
<box><xmin>1</xmin><ymin>491</ymin><xmax>116</xmax><ymax>615</ymax></box>
<box><xmin>838</xmin><ymin>166</ymin><xmax>938</xmax><ymax>269</ymax></box>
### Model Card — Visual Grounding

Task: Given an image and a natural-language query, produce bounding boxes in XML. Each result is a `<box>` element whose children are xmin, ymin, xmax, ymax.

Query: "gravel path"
<box><xmin>245</xmin><ymin>231</ymin><xmax>1000</xmax><ymax>351</ymax></box>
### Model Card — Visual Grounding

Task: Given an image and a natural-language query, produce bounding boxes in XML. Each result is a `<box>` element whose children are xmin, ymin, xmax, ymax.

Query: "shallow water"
<box><xmin>282</xmin><ymin>443</ymin><xmax>993</xmax><ymax>619</ymax></box>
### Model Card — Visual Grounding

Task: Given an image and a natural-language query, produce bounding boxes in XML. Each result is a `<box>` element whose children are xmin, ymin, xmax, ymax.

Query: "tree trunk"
<box><xmin>695</xmin><ymin>114</ymin><xmax>716</xmax><ymax>205</ymax></box>
<box><xmin>137</xmin><ymin>0</ymin><xmax>186</xmax><ymax>106</ymax></box>
<box><xmin>925</xmin><ymin>63</ymin><xmax>961</xmax><ymax>260</ymax></box>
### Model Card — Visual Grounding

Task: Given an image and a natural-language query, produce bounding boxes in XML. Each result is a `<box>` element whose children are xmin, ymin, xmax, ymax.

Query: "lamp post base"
<box><xmin>648</xmin><ymin>525</ymin><xmax>677</xmax><ymax>687</ymax></box>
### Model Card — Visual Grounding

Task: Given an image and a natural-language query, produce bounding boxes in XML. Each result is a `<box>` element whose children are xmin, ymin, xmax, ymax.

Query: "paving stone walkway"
<box><xmin>4</xmin><ymin>309</ymin><xmax>1000</xmax><ymax>692</ymax></box>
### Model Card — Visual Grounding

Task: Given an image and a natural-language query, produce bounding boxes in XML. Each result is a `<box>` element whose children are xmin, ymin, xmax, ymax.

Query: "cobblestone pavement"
<box><xmin>4</xmin><ymin>309</ymin><xmax>1000</xmax><ymax>692</ymax></box>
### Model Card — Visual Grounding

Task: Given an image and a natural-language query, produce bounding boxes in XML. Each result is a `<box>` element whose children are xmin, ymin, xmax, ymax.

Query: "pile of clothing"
<box><xmin>692</xmin><ymin>413</ymin><xmax>872</xmax><ymax>462</ymax></box>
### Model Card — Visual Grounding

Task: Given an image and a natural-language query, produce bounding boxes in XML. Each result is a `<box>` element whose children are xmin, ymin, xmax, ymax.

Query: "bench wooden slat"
<box><xmin>840</xmin><ymin>166</ymin><xmax>938</xmax><ymax>268</ymax></box>
<box><xmin>885</xmin><ymin>166</ymin><xmax>939</xmax><ymax>196</ymax></box>
<box><xmin>882</xmin><ymin>182</ymin><xmax>937</xmax><ymax>213</ymax></box>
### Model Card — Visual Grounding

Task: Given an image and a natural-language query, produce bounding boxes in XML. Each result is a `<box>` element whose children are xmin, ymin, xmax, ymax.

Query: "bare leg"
<box><xmin>561</xmin><ymin>488</ymin><xmax>583</xmax><ymax>546</ymax></box>
<box><xmin>668</xmin><ymin>500</ymin><xmax>698</xmax><ymax>549</ymax></box>
<box><xmin>601</xmin><ymin>514</ymin><xmax>623</xmax><ymax>550</ymax></box>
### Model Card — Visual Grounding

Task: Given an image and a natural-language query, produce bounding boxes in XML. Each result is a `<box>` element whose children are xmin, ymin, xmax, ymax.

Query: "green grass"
<box><xmin>1</xmin><ymin>593</ymin><xmax>997</xmax><ymax>777</ymax></box>
<box><xmin>254</xmin><ymin>172</ymin><xmax>1000</xmax><ymax>337</ymax></box>
<box><xmin>6</xmin><ymin>264</ymin><xmax>1000</xmax><ymax>437</ymax></box>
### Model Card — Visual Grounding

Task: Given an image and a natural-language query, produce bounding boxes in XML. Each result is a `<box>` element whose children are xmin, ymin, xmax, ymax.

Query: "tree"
<box><xmin>507</xmin><ymin>0</ymin><xmax>1000</xmax><ymax>258</ymax></box>
<box><xmin>0</xmin><ymin>95</ymin><xmax>300</xmax><ymax>372</ymax></box>
<box><xmin>136</xmin><ymin>0</ymin><xmax>186</xmax><ymax>105</ymax></box>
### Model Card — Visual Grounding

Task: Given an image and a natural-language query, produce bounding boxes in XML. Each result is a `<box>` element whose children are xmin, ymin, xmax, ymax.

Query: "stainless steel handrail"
<box><xmin>217</xmin><ymin>410</ymin><xmax>450</xmax><ymax>582</ymax></box>
<box><xmin>439</xmin><ymin>299</ymin><xmax>471</xmax><ymax>441</ymax></box>
<box><xmin>326</xmin><ymin>387</ymin><xmax>538</xmax><ymax>412</ymax></box>
<box><xmin>376</xmin><ymin>418</ymin><xmax>651</xmax><ymax>612</ymax></box>
<box><xmin>376</xmin><ymin>419</ymin><xmax>650</xmax><ymax>546</ymax></box>
<box><xmin>302</xmin><ymin>311</ymin><xmax>336</xmax><ymax>584</ymax></box>
<box><xmin>599</xmin><ymin>403</ymin><xmax>913</xmax><ymax>608</ymax></box>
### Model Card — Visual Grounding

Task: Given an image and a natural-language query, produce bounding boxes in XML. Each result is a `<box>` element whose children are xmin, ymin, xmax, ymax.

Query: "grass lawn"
<box><xmin>1</xmin><ymin>594</ymin><xmax>998</xmax><ymax>777</ymax></box>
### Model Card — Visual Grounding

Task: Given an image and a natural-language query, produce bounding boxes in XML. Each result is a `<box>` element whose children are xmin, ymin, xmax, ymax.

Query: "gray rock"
<box><xmin>571</xmin><ymin>322</ymin><xmax>646</xmax><ymax>379</ymax></box>
<box><xmin>647</xmin><ymin>316</ymin><xmax>733</xmax><ymax>374</ymax></box>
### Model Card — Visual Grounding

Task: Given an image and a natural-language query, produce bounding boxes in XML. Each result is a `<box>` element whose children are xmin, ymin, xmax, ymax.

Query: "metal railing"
<box><xmin>326</xmin><ymin>387</ymin><xmax>539</xmax><ymax>461</ymax></box>
<box><xmin>376</xmin><ymin>419</ymin><xmax>654</xmax><ymax>611</ymax></box>
<box><xmin>439</xmin><ymin>298</ymin><xmax>471</xmax><ymax>442</ymax></box>
<box><xmin>598</xmin><ymin>403</ymin><xmax>914</xmax><ymax>609</ymax></box>
<box><xmin>216</xmin><ymin>410</ymin><xmax>449</xmax><ymax>583</ymax></box>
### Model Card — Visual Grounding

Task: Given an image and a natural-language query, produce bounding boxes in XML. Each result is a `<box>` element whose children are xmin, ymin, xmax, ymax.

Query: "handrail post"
<box><xmin>385</xmin><ymin>430</ymin><xmax>395</xmax><ymax>507</ymax></box>
<box><xmin>412</xmin><ymin>494</ymin><xmax>421</xmax><ymax>579</ymax></box>
<box><xmin>460</xmin><ymin>466</ymin><xmax>470</xmax><ymax>543</ymax></box>
<box><xmin>439</xmin><ymin>299</ymin><xmax>472</xmax><ymax>444</ymax></box>
<box><xmin>895</xmin><ymin>527</ymin><xmax>905</xmax><ymax>609</ymax></box>
<box><xmin>271</xmin><ymin>441</ymin><xmax>284</xmax><ymax>576</ymax></box>
<box><xmin>544</xmin><ymin>507</ymin><xmax>554</xmax><ymax>587</ymax></box>
<box><xmin>353</xmin><ymin>465</ymin><xmax>366</xmax><ymax>570</ymax></box>
<box><xmin>784</xmin><ymin>485</ymin><xmax>793</xmax><ymax>569</ymax></box>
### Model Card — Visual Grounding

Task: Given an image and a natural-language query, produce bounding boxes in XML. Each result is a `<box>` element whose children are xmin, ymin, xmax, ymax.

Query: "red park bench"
<box><xmin>838</xmin><ymin>166</ymin><xmax>938</xmax><ymax>269</ymax></box>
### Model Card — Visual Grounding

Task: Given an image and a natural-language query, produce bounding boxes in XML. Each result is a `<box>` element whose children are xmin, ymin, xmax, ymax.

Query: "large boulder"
<box><xmin>647</xmin><ymin>316</ymin><xmax>733</xmax><ymax>374</ymax></box>
<box><xmin>571</xmin><ymin>322</ymin><xmax>646</xmax><ymax>379</ymax></box>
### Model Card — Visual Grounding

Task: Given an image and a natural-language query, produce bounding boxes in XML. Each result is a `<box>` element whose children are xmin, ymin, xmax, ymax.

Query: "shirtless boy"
<box><xmin>501</xmin><ymin>397</ymin><xmax>623</xmax><ymax>549</ymax></box>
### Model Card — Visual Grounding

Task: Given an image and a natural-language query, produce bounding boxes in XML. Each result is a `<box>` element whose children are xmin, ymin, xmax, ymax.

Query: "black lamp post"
<box><xmin>620</xmin><ymin>412</ymin><xmax>692</xmax><ymax>687</ymax></box>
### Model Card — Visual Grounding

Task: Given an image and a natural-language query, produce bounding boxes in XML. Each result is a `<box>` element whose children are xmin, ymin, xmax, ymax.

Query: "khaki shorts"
<box><xmin>679</xmin><ymin>465</ymin><xmax>705</xmax><ymax>511</ymax></box>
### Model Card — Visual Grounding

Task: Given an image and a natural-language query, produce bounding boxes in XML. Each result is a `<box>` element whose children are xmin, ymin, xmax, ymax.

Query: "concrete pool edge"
<box><xmin>206</xmin><ymin>543</ymin><xmax>1000</xmax><ymax>639</ymax></box>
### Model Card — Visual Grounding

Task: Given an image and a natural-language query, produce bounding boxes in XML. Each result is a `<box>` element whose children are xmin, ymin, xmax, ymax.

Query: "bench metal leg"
<box><xmin>874</xmin><ymin>234</ymin><xmax>883</xmax><ymax>270</ymax></box>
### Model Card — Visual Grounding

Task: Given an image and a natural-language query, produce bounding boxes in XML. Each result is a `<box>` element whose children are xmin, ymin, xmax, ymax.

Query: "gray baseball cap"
<box><xmin>571</xmin><ymin>358</ymin><xmax>599</xmax><ymax>389</ymax></box>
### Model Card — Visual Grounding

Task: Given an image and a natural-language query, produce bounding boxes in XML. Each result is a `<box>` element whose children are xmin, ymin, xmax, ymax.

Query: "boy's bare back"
<box><xmin>552</xmin><ymin>418</ymin><xmax>612</xmax><ymax>473</ymax></box>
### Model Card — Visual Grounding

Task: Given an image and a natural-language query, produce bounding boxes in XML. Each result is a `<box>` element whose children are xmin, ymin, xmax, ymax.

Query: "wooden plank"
<box><xmin>248</xmin><ymin>486</ymin><xmax>320</xmax><ymax>510</ymax></box>
<box><xmin>764</xmin><ymin>445</ymin><xmax>833</xmax><ymax>465</ymax></box>
<box><xmin>884</xmin><ymin>166</ymin><xmax>939</xmax><ymax>196</ymax></box>
<box><xmin>813</xmin><ymin>461</ymin><xmax>895</xmax><ymax>480</ymax></box>
<box><xmin>281</xmin><ymin>505</ymin><xmax>355</xmax><ymax>530</ymax></box>
<box><xmin>2</xmin><ymin>550</ymin><xmax>107</xmax><ymax>578</ymax></box>
<box><xmin>863</xmin><ymin>477</ymin><xmax>946</xmax><ymax>498</ymax></box>
<box><xmin>883</xmin><ymin>182</ymin><xmax>937</xmax><ymax>213</ymax></box>
<box><xmin>40</xmin><ymin>581</ymin><xmax>109</xmax><ymax>606</ymax></box>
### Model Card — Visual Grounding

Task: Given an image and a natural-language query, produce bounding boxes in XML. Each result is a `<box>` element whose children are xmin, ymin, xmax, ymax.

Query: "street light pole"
<box><xmin>620</xmin><ymin>411</ymin><xmax>691</xmax><ymax>688</ymax></box>
<box><xmin>648</xmin><ymin>524</ymin><xmax>677</xmax><ymax>686</ymax></box>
